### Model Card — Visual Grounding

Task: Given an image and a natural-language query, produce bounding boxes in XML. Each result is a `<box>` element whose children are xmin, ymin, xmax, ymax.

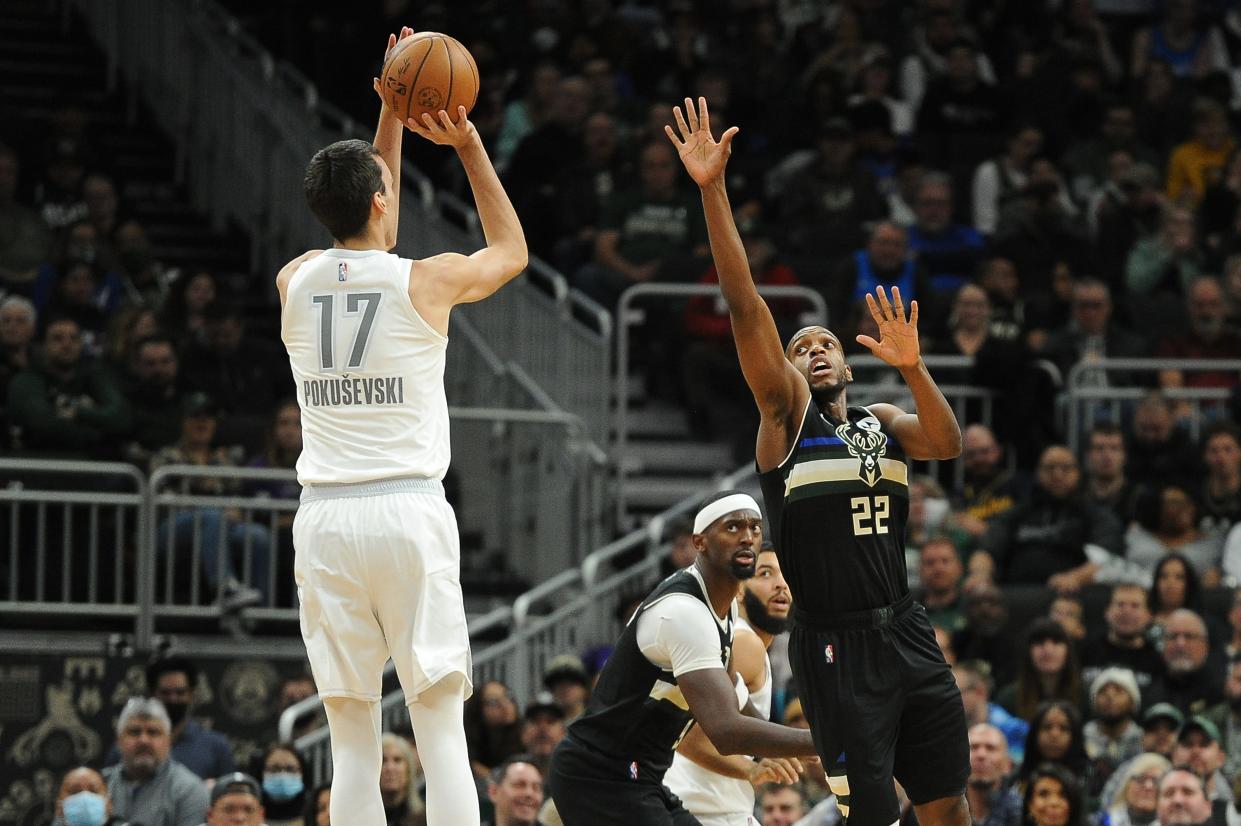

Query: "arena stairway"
<box><xmin>0</xmin><ymin>0</ymin><xmax>251</xmax><ymax>289</ymax></box>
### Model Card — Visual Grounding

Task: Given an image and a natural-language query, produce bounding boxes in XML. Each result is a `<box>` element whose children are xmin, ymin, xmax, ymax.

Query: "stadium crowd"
<box><xmin>17</xmin><ymin>0</ymin><xmax>1241</xmax><ymax>823</ymax></box>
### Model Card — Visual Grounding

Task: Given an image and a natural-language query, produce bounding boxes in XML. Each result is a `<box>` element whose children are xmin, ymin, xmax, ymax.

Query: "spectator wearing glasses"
<box><xmin>1096</xmin><ymin>753</ymin><xmax>1172</xmax><ymax>826</ymax></box>
<box><xmin>1041</xmin><ymin>279</ymin><xmax>1146</xmax><ymax>388</ymax></box>
<box><xmin>1146</xmin><ymin>609</ymin><xmax>1225</xmax><ymax>715</ymax></box>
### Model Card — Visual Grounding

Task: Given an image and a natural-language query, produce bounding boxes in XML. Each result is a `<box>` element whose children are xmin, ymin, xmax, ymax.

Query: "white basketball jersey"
<box><xmin>662</xmin><ymin>617</ymin><xmax>773</xmax><ymax>817</ymax></box>
<box><xmin>282</xmin><ymin>248</ymin><xmax>450</xmax><ymax>485</ymax></box>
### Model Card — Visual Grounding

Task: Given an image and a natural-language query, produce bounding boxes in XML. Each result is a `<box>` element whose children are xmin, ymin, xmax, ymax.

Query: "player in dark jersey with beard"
<box><xmin>666</xmin><ymin>98</ymin><xmax>970</xmax><ymax>826</ymax></box>
<box><xmin>546</xmin><ymin>491</ymin><xmax>816</xmax><ymax>826</ymax></box>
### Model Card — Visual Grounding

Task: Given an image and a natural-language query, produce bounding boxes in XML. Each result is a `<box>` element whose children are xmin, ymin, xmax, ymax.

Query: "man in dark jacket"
<box><xmin>968</xmin><ymin>444</ymin><xmax>1123</xmax><ymax>591</ymax></box>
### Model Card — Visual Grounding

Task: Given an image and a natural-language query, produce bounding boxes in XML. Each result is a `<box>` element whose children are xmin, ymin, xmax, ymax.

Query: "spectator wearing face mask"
<box><xmin>51</xmin><ymin>766</ymin><xmax>137</xmax><ymax>826</ymax></box>
<box><xmin>252</xmin><ymin>744</ymin><xmax>307</xmax><ymax>826</ymax></box>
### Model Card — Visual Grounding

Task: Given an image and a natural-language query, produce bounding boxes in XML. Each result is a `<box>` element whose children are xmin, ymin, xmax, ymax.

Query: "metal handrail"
<box><xmin>613</xmin><ymin>283</ymin><xmax>827</xmax><ymax>523</ymax></box>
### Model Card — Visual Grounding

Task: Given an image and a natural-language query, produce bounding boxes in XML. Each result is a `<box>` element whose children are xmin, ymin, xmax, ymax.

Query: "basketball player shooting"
<box><xmin>666</xmin><ymin>97</ymin><xmax>971</xmax><ymax>826</ymax></box>
<box><xmin>277</xmin><ymin>28</ymin><xmax>527</xmax><ymax>826</ymax></box>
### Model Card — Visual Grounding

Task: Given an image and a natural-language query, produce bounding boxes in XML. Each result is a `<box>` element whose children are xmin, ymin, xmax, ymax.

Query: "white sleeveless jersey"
<box><xmin>662</xmin><ymin>617</ymin><xmax>773</xmax><ymax>817</ymax></box>
<box><xmin>282</xmin><ymin>248</ymin><xmax>450</xmax><ymax>485</ymax></box>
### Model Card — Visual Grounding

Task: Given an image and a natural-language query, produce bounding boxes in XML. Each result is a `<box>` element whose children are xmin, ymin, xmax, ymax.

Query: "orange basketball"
<box><xmin>380</xmin><ymin>32</ymin><xmax>479</xmax><ymax>125</ymax></box>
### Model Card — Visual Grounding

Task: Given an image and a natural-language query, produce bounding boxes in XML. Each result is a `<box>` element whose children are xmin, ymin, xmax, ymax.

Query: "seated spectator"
<box><xmin>955</xmin><ymin>662</ymin><xmax>1030</xmax><ymax>764</ymax></box>
<box><xmin>756</xmin><ymin>783</ymin><xmax>807</xmax><ymax>826</ymax></box>
<box><xmin>1154</xmin><ymin>767</ymin><xmax>1214</xmax><ymax>826</ymax></box>
<box><xmin>1092</xmin><ymin>161</ymin><xmax>1164</xmax><ymax>290</ymax></box>
<box><xmin>1041</xmin><ymin>279</ymin><xmax>1147</xmax><ymax>387</ymax></box>
<box><xmin>1125</xmin><ymin>484</ymin><xmax>1223</xmax><ymax>585</ymax></box>
<box><xmin>899</xmin><ymin>9</ymin><xmax>997</xmax><ymax>114</ymax></box>
<box><xmin>969</xmin><ymin>444</ymin><xmax>1122</xmax><ymax>589</ymax></box>
<box><xmin>1145</xmin><ymin>608</ymin><xmax>1225</xmax><ymax>715</ymax></box>
<box><xmin>1156</xmin><ymin>276</ymin><xmax>1241</xmax><ymax>397</ymax></box>
<box><xmin>917</xmin><ymin>38</ymin><xmax>1007</xmax><ymax>188</ymax></box>
<box><xmin>245</xmin><ymin>399</ymin><xmax>301</xmax><ymax>498</ymax></box>
<box><xmin>485</xmin><ymin>754</ymin><xmax>543</xmax><ymax>826</ymax></box>
<box><xmin>1126</xmin><ymin>205</ymin><xmax>1205</xmax><ymax>305</ymax></box>
<box><xmin>0</xmin><ymin>142</ymin><xmax>52</xmax><ymax>292</ymax></box>
<box><xmin>464</xmin><ymin>681</ymin><xmax>523</xmax><ymax>783</ymax></box>
<box><xmin>658</xmin><ymin>516</ymin><xmax>695</xmax><ymax>579</ymax></box>
<box><xmin>1149</xmin><ymin>555</ymin><xmax>1205</xmax><ymax>636</ymax></box>
<box><xmin>1050</xmin><ymin>596</ymin><xmax>1087</xmax><ymax>643</ymax></box>
<box><xmin>905</xmin><ymin>476</ymin><xmax>973</xmax><ymax>582</ymax></box>
<box><xmin>112</xmin><ymin>220</ymin><xmax>175</xmax><ymax>312</ymax></box>
<box><xmin>1171</xmin><ymin>716</ymin><xmax>1233</xmax><ymax>805</ymax></box>
<box><xmin>206</xmin><ymin>772</ymin><xmax>264</xmax><ymax>826</ymax></box>
<box><xmin>965</xmin><ymin>723</ymin><xmax>1023</xmax><ymax>826</ymax></box>
<box><xmin>1198</xmin><ymin>422</ymin><xmax>1241</xmax><ymax>538</ymax></box>
<box><xmin>380</xmin><ymin>733</ymin><xmax>424</xmax><ymax>825</ymax></box>
<box><xmin>274</xmin><ymin>673</ymin><xmax>322</xmax><ymax>741</ymax></box>
<box><xmin>848</xmin><ymin>46</ymin><xmax>913</xmax><ymax>138</ymax></box>
<box><xmin>494</xmin><ymin>60</ymin><xmax>562</xmax><ymax>172</ymax></box>
<box><xmin>906</xmin><ymin>171</ymin><xmax>986</xmax><ymax>296</ymax></box>
<box><xmin>519</xmin><ymin>700</ymin><xmax>565</xmax><ymax>779</ymax></box>
<box><xmin>1018</xmin><ymin>703</ymin><xmax>1090</xmax><ymax>789</ymax></box>
<box><xmin>955</xmin><ymin>423</ymin><xmax>1030</xmax><ymax>543</ymax></box>
<box><xmin>144</xmin><ymin>657</ymin><xmax>234</xmax><ymax>780</ymax></box>
<box><xmin>7</xmin><ymin>315</ymin><xmax>130</xmax><ymax>458</ymax></box>
<box><xmin>1094</xmin><ymin>707</ymin><xmax>1180</xmax><ymax>808</ymax></box>
<box><xmin>1064</xmin><ymin>103</ymin><xmax>1159</xmax><ymax>207</ymax></box>
<box><xmin>768</xmin><ymin>117</ymin><xmax>886</xmax><ymax>281</ymax></box>
<box><xmin>1165</xmin><ymin>100</ymin><xmax>1235</xmax><ymax>205</ymax></box>
<box><xmin>103</xmin><ymin>698</ymin><xmax>209</xmax><ymax>826</ymax></box>
<box><xmin>51</xmin><ymin>765</ymin><xmax>136</xmax><ymax>826</ymax></box>
<box><xmin>181</xmin><ymin>302</ymin><xmax>291</xmax><ymax>451</ymax></box>
<box><xmin>122</xmin><ymin>334</ymin><xmax>187</xmax><ymax>465</ymax></box>
<box><xmin>1084</xmin><ymin>668</ymin><xmax>1145</xmax><ymax>798</ymax></box>
<box><xmin>550</xmin><ymin>111</ymin><xmax>633</xmax><ymax>275</ymax></box>
<box><xmin>953</xmin><ymin>582</ymin><xmax>1017</xmax><ymax>687</ymax></box>
<box><xmin>34</xmin><ymin>135</ymin><xmax>87</xmax><ymax>232</ymax></box>
<box><xmin>151</xmin><ymin>393</ymin><xmax>271</xmax><ymax>610</ymax></box>
<box><xmin>1082</xmin><ymin>424</ymin><xmax>1146</xmax><ymax>528</ymax></box>
<box><xmin>1095</xmin><ymin>753</ymin><xmax>1170</xmax><ymax>826</ymax></box>
<box><xmin>997</xmin><ymin>619</ymin><xmax>1086</xmax><ymax>720</ymax></box>
<box><xmin>1126</xmin><ymin>392</ymin><xmax>1201</xmax><ymax>491</ymax></box>
<box><xmin>825</xmin><ymin>221</ymin><xmax>935</xmax><ymax>338</ymax></box>
<box><xmin>252</xmin><ymin>743</ymin><xmax>306</xmax><ymax>826</ymax></box>
<box><xmin>1203</xmin><ymin>658</ymin><xmax>1241</xmax><ymax>783</ymax></box>
<box><xmin>160</xmin><ymin>269</ymin><xmax>216</xmax><ymax>352</ymax></box>
<box><xmin>305</xmin><ymin>783</ymin><xmax>330</xmax><ymax>826</ymax></box>
<box><xmin>1131</xmin><ymin>0</ymin><xmax>1229</xmax><ymax>82</ymax></box>
<box><xmin>1225</xmin><ymin>589</ymin><xmax>1241</xmax><ymax>662</ymax></box>
<box><xmin>916</xmin><ymin>537</ymin><xmax>966</xmax><ymax>633</ymax></box>
<box><xmin>573</xmin><ymin>139</ymin><xmax>707</xmax><ymax>310</ymax></box>
<box><xmin>542</xmin><ymin>655</ymin><xmax>590</xmax><ymax>723</ymax></box>
<box><xmin>1022</xmin><ymin>762</ymin><xmax>1084</xmax><ymax>826</ymax></box>
<box><xmin>103</xmin><ymin>305</ymin><xmax>160</xmax><ymax>374</ymax></box>
<box><xmin>992</xmin><ymin>159</ymin><xmax>1090</xmax><ymax>294</ymax></box>
<box><xmin>44</xmin><ymin>259</ymin><xmax>110</xmax><ymax>352</ymax></box>
<box><xmin>1080</xmin><ymin>583</ymin><xmax>1164</xmax><ymax>695</ymax></box>
<box><xmin>972</xmin><ymin>125</ymin><xmax>1046</xmax><ymax>238</ymax></box>
<box><xmin>0</xmin><ymin>295</ymin><xmax>36</xmax><ymax>436</ymax></box>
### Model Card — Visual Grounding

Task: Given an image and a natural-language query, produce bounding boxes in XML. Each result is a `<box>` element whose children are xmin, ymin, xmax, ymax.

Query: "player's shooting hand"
<box><xmin>665</xmin><ymin>97</ymin><xmax>738</xmax><ymax>188</ymax></box>
<box><xmin>373</xmin><ymin>27</ymin><xmax>416</xmax><ymax>106</ymax></box>
<box><xmin>855</xmin><ymin>286</ymin><xmax>922</xmax><ymax>370</ymax></box>
<box><xmin>407</xmin><ymin>107</ymin><xmax>479</xmax><ymax>149</ymax></box>
<box><xmin>749</xmin><ymin>757</ymin><xmax>804</xmax><ymax>786</ymax></box>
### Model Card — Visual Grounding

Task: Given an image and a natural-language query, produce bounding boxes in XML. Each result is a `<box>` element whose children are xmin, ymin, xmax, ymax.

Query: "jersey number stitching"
<box><xmin>310</xmin><ymin>292</ymin><xmax>382</xmax><ymax>371</ymax></box>
<box><xmin>850</xmin><ymin>495</ymin><xmax>889</xmax><ymax>536</ymax></box>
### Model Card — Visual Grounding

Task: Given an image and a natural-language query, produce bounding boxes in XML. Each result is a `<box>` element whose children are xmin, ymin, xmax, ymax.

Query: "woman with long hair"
<box><xmin>462</xmin><ymin>680</ymin><xmax>523</xmax><ymax>782</ymax></box>
<box><xmin>1096</xmin><ymin>753</ymin><xmax>1171</xmax><ymax>826</ymax></box>
<box><xmin>252</xmin><ymin>743</ymin><xmax>307</xmax><ymax>826</ymax></box>
<box><xmin>1019</xmin><ymin>702</ymin><xmax>1090</xmax><ymax>786</ymax></box>
<box><xmin>380</xmin><ymin>733</ymin><xmax>425</xmax><ymax>826</ymax></box>
<box><xmin>998</xmin><ymin>618</ymin><xmax>1085</xmax><ymax>720</ymax></box>
<box><xmin>1148</xmin><ymin>552</ymin><xmax>1203</xmax><ymax>647</ymax></box>
<box><xmin>1023</xmin><ymin>762</ymin><xmax>1085</xmax><ymax>826</ymax></box>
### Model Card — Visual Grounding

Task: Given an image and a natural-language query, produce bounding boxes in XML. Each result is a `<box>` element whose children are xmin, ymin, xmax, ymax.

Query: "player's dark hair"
<box><xmin>303</xmin><ymin>139</ymin><xmax>385</xmax><ymax>242</ymax></box>
<box><xmin>1021</xmin><ymin>761</ymin><xmax>1085</xmax><ymax>826</ymax></box>
<box><xmin>146</xmin><ymin>656</ymin><xmax>199</xmax><ymax>691</ymax></box>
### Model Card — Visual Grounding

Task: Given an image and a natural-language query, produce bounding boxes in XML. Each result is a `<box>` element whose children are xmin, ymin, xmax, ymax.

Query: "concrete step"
<box><xmin>619</xmin><ymin>439</ymin><xmax>733</xmax><ymax>476</ymax></box>
<box><xmin>621</xmin><ymin>473</ymin><xmax>717</xmax><ymax>511</ymax></box>
<box><xmin>622</xmin><ymin>401</ymin><xmax>690</xmax><ymax>440</ymax></box>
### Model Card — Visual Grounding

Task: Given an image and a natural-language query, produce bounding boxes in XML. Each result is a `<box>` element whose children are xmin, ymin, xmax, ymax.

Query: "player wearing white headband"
<box><xmin>547</xmin><ymin>491</ymin><xmax>814</xmax><ymax>826</ymax></box>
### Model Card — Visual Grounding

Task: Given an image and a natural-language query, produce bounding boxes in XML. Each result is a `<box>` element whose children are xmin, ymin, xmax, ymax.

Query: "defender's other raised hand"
<box><xmin>665</xmin><ymin>96</ymin><xmax>739</xmax><ymax>188</ymax></box>
<box><xmin>855</xmin><ymin>286</ymin><xmax>922</xmax><ymax>369</ymax></box>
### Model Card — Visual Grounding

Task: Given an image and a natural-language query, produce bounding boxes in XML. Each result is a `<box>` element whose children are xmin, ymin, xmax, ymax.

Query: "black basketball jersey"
<box><xmin>759</xmin><ymin>402</ymin><xmax>910</xmax><ymax>615</ymax></box>
<box><xmin>566</xmin><ymin>567</ymin><xmax>734</xmax><ymax>779</ymax></box>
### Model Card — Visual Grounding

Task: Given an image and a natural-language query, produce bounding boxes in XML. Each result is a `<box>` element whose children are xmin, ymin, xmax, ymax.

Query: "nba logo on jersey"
<box><xmin>338</xmin><ymin>261</ymin><xmax>348</xmax><ymax>282</ymax></box>
<box><xmin>824</xmin><ymin>644</ymin><xmax>835</xmax><ymax>664</ymax></box>
<box><xmin>629</xmin><ymin>761</ymin><xmax>639</xmax><ymax>780</ymax></box>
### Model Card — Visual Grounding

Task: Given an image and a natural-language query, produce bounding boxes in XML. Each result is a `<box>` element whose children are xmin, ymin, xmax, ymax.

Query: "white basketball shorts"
<box><xmin>293</xmin><ymin>476</ymin><xmax>472</xmax><ymax>703</ymax></box>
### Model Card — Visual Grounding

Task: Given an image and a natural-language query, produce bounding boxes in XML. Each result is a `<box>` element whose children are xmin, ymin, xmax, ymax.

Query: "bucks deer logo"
<box><xmin>836</xmin><ymin>417</ymin><xmax>887</xmax><ymax>487</ymax></box>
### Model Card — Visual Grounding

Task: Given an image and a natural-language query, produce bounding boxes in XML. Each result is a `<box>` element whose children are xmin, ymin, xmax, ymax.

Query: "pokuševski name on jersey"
<box><xmin>759</xmin><ymin>403</ymin><xmax>911</xmax><ymax>614</ymax></box>
<box><xmin>282</xmin><ymin>248</ymin><xmax>450</xmax><ymax>485</ymax></box>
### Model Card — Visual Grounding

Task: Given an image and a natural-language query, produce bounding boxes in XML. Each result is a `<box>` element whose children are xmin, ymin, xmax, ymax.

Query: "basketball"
<box><xmin>380</xmin><ymin>32</ymin><xmax>479</xmax><ymax>125</ymax></box>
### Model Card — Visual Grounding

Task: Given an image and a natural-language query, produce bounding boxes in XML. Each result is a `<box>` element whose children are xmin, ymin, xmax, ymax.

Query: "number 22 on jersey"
<box><xmin>850</xmin><ymin>495</ymin><xmax>889</xmax><ymax>536</ymax></box>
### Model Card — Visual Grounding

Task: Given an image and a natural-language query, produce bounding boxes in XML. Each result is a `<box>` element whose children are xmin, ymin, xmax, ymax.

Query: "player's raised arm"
<box><xmin>406</xmin><ymin>108</ymin><xmax>528</xmax><ymax>306</ymax></box>
<box><xmin>370</xmin><ymin>27</ymin><xmax>416</xmax><ymax>247</ymax></box>
<box><xmin>666</xmin><ymin>97</ymin><xmax>803</xmax><ymax>420</ymax></box>
<box><xmin>856</xmin><ymin>286</ymin><xmax>963</xmax><ymax>460</ymax></box>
